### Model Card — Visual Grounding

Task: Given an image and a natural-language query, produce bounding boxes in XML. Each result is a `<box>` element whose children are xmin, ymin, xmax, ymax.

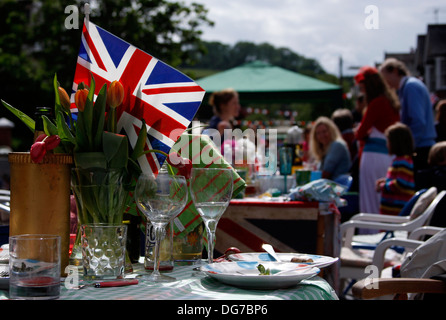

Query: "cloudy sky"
<box><xmin>175</xmin><ymin>0</ymin><xmax>445</xmax><ymax>76</ymax></box>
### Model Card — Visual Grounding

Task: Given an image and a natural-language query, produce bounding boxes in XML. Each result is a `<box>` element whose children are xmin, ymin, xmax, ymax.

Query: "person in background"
<box><xmin>331</xmin><ymin>108</ymin><xmax>358</xmax><ymax>163</ymax></box>
<box><xmin>332</xmin><ymin>108</ymin><xmax>359</xmax><ymax>191</ymax></box>
<box><xmin>415</xmin><ymin>141</ymin><xmax>446</xmax><ymax>191</ymax></box>
<box><xmin>435</xmin><ymin>100</ymin><xmax>446</xmax><ymax>142</ymax></box>
<box><xmin>352</xmin><ymin>93</ymin><xmax>366</xmax><ymax>125</ymax></box>
<box><xmin>285</xmin><ymin>121</ymin><xmax>303</xmax><ymax>145</ymax></box>
<box><xmin>204</xmin><ymin>88</ymin><xmax>241</xmax><ymax>139</ymax></box>
<box><xmin>354</xmin><ymin>66</ymin><xmax>400</xmax><ymax>214</ymax></box>
<box><xmin>415</xmin><ymin>141</ymin><xmax>446</xmax><ymax>227</ymax></box>
<box><xmin>202</xmin><ymin>88</ymin><xmax>241</xmax><ymax>159</ymax></box>
<box><xmin>309</xmin><ymin>116</ymin><xmax>351</xmax><ymax>180</ymax></box>
<box><xmin>301</xmin><ymin>123</ymin><xmax>316</xmax><ymax>169</ymax></box>
<box><xmin>376</xmin><ymin>123</ymin><xmax>415</xmax><ymax>215</ymax></box>
<box><xmin>380</xmin><ymin>58</ymin><xmax>436</xmax><ymax>172</ymax></box>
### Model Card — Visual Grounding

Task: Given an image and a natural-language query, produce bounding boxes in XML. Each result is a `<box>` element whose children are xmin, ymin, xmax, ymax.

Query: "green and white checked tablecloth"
<box><xmin>58</xmin><ymin>263</ymin><xmax>338</xmax><ymax>300</ymax></box>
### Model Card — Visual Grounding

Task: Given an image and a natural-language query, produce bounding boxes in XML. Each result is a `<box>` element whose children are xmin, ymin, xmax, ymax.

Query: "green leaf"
<box><xmin>102</xmin><ymin>131</ymin><xmax>128</xmax><ymax>169</ymax></box>
<box><xmin>131</xmin><ymin>119</ymin><xmax>147</xmax><ymax>161</ymax></box>
<box><xmin>53</xmin><ymin>74</ymin><xmax>63</xmax><ymax>117</ymax></box>
<box><xmin>257</xmin><ymin>264</ymin><xmax>271</xmax><ymax>276</ymax></box>
<box><xmin>55</xmin><ymin>111</ymin><xmax>76</xmax><ymax>145</ymax></box>
<box><xmin>75</xmin><ymin>111</ymin><xmax>88</xmax><ymax>151</ymax></box>
<box><xmin>93</xmin><ymin>84</ymin><xmax>107</xmax><ymax>150</ymax></box>
<box><xmin>83</xmin><ymin>76</ymin><xmax>96</xmax><ymax>150</ymax></box>
<box><xmin>42</xmin><ymin>115</ymin><xmax>58</xmax><ymax>136</ymax></box>
<box><xmin>1</xmin><ymin>100</ymin><xmax>35</xmax><ymax>133</ymax></box>
<box><xmin>74</xmin><ymin>152</ymin><xmax>107</xmax><ymax>170</ymax></box>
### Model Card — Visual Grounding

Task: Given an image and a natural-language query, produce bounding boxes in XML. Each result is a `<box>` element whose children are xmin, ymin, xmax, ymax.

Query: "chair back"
<box><xmin>409</xmin><ymin>187</ymin><xmax>437</xmax><ymax>221</ymax></box>
<box><xmin>334</xmin><ymin>174</ymin><xmax>353</xmax><ymax>191</ymax></box>
<box><xmin>399</xmin><ymin>189</ymin><xmax>427</xmax><ymax>217</ymax></box>
<box><xmin>409</xmin><ymin>190</ymin><xmax>446</xmax><ymax>233</ymax></box>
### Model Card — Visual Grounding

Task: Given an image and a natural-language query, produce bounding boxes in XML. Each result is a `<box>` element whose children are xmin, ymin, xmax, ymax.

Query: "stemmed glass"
<box><xmin>190</xmin><ymin>168</ymin><xmax>233</xmax><ymax>264</ymax></box>
<box><xmin>134</xmin><ymin>171</ymin><xmax>188</xmax><ymax>282</ymax></box>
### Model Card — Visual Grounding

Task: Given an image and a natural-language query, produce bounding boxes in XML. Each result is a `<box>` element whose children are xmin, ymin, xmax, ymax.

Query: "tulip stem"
<box><xmin>107</xmin><ymin>106</ymin><xmax>117</xmax><ymax>133</ymax></box>
<box><xmin>141</xmin><ymin>149</ymin><xmax>176</xmax><ymax>176</ymax></box>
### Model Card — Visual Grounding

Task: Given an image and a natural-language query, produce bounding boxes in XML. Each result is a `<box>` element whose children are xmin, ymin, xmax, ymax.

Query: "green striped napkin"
<box><xmin>170</xmin><ymin>134</ymin><xmax>246</xmax><ymax>238</ymax></box>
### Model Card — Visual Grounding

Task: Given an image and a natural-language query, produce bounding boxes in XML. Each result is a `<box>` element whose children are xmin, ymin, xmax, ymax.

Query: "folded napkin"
<box><xmin>170</xmin><ymin>134</ymin><xmax>246</xmax><ymax>238</ymax></box>
<box><xmin>288</xmin><ymin>179</ymin><xmax>347</xmax><ymax>207</ymax></box>
<box><xmin>0</xmin><ymin>244</ymin><xmax>8</xmax><ymax>264</ymax></box>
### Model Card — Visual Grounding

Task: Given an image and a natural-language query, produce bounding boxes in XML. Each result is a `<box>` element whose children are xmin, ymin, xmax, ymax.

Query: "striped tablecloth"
<box><xmin>59</xmin><ymin>263</ymin><xmax>338</xmax><ymax>300</ymax></box>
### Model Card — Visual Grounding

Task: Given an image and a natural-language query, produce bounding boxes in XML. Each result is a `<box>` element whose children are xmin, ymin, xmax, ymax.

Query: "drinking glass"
<box><xmin>279</xmin><ymin>146</ymin><xmax>293</xmax><ymax>193</ymax></box>
<box><xmin>9</xmin><ymin>234</ymin><xmax>61</xmax><ymax>300</ymax></box>
<box><xmin>134</xmin><ymin>172</ymin><xmax>188</xmax><ymax>282</ymax></box>
<box><xmin>190</xmin><ymin>168</ymin><xmax>233</xmax><ymax>264</ymax></box>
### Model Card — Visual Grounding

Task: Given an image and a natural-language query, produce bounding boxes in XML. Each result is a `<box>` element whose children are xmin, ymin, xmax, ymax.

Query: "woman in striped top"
<box><xmin>376</xmin><ymin>122</ymin><xmax>415</xmax><ymax>215</ymax></box>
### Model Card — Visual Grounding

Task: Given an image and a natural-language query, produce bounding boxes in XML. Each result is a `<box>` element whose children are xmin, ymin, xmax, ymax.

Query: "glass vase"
<box><xmin>70</xmin><ymin>168</ymin><xmax>130</xmax><ymax>267</ymax></box>
<box><xmin>81</xmin><ymin>223</ymin><xmax>128</xmax><ymax>280</ymax></box>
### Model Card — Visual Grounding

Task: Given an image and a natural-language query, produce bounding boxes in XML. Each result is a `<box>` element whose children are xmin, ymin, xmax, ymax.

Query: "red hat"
<box><xmin>354</xmin><ymin>66</ymin><xmax>378</xmax><ymax>84</ymax></box>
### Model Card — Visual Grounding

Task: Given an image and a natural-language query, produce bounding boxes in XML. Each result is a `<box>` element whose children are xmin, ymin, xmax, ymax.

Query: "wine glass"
<box><xmin>134</xmin><ymin>172</ymin><xmax>188</xmax><ymax>282</ymax></box>
<box><xmin>190</xmin><ymin>168</ymin><xmax>233</xmax><ymax>264</ymax></box>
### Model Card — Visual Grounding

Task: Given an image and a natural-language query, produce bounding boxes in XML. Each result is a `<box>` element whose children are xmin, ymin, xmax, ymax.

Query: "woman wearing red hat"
<box><xmin>354</xmin><ymin>66</ymin><xmax>400</xmax><ymax>220</ymax></box>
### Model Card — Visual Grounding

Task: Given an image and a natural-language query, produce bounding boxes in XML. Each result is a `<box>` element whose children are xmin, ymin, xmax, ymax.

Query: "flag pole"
<box><xmin>84</xmin><ymin>3</ymin><xmax>90</xmax><ymax>24</ymax></box>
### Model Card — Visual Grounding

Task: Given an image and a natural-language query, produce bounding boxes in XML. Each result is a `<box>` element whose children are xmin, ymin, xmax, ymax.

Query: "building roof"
<box><xmin>424</xmin><ymin>24</ymin><xmax>446</xmax><ymax>62</ymax></box>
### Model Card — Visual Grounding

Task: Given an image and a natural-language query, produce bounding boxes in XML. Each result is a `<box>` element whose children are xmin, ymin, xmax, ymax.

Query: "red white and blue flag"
<box><xmin>71</xmin><ymin>20</ymin><xmax>205</xmax><ymax>174</ymax></box>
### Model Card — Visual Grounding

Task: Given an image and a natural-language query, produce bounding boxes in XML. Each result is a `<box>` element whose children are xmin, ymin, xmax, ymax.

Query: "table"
<box><xmin>216</xmin><ymin>199</ymin><xmax>339</xmax><ymax>257</ymax></box>
<box><xmin>0</xmin><ymin>263</ymin><xmax>337</xmax><ymax>301</ymax></box>
<box><xmin>59</xmin><ymin>263</ymin><xmax>338</xmax><ymax>300</ymax></box>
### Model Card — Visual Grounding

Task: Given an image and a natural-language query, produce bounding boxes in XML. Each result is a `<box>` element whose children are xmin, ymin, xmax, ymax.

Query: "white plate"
<box><xmin>200</xmin><ymin>261</ymin><xmax>319</xmax><ymax>289</ymax></box>
<box><xmin>228</xmin><ymin>252</ymin><xmax>338</xmax><ymax>269</ymax></box>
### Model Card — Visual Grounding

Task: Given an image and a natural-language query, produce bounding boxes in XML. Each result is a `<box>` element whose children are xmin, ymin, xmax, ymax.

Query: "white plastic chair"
<box><xmin>371</xmin><ymin>226</ymin><xmax>444</xmax><ymax>275</ymax></box>
<box><xmin>341</xmin><ymin>187</ymin><xmax>441</xmax><ymax>250</ymax></box>
<box><xmin>339</xmin><ymin>188</ymin><xmax>446</xmax><ymax>284</ymax></box>
<box><xmin>353</xmin><ymin>226</ymin><xmax>446</xmax><ymax>300</ymax></box>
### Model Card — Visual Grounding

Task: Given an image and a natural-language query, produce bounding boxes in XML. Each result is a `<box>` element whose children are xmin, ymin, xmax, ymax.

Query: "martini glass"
<box><xmin>190</xmin><ymin>168</ymin><xmax>233</xmax><ymax>264</ymax></box>
<box><xmin>134</xmin><ymin>172</ymin><xmax>188</xmax><ymax>282</ymax></box>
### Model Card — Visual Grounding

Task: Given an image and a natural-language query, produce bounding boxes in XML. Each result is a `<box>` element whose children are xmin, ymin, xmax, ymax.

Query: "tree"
<box><xmin>0</xmin><ymin>0</ymin><xmax>213</xmax><ymax>150</ymax></box>
<box><xmin>184</xmin><ymin>40</ymin><xmax>331</xmax><ymax>80</ymax></box>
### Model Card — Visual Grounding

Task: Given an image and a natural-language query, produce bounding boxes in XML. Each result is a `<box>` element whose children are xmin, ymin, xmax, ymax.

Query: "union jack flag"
<box><xmin>71</xmin><ymin>20</ymin><xmax>205</xmax><ymax>174</ymax></box>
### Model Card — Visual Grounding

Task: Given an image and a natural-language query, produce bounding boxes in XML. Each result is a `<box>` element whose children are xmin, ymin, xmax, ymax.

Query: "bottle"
<box><xmin>33</xmin><ymin>107</ymin><xmax>53</xmax><ymax>141</ymax></box>
<box><xmin>144</xmin><ymin>221</ymin><xmax>174</xmax><ymax>271</ymax></box>
<box><xmin>123</xmin><ymin>213</ymin><xmax>141</xmax><ymax>263</ymax></box>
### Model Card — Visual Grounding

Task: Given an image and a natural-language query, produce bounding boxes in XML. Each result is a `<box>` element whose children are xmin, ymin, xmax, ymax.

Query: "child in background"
<box><xmin>376</xmin><ymin>122</ymin><xmax>415</xmax><ymax>215</ymax></box>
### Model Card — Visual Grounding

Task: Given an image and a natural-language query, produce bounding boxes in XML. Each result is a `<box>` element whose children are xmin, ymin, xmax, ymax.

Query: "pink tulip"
<box><xmin>30</xmin><ymin>141</ymin><xmax>47</xmax><ymax>163</ymax></box>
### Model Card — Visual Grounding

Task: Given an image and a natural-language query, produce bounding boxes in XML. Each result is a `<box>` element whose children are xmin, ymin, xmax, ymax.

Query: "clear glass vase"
<box><xmin>81</xmin><ymin>223</ymin><xmax>128</xmax><ymax>280</ymax></box>
<box><xmin>70</xmin><ymin>168</ymin><xmax>130</xmax><ymax>267</ymax></box>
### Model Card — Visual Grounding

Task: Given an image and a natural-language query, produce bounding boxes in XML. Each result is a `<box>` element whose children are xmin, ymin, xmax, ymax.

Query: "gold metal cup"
<box><xmin>8</xmin><ymin>152</ymin><xmax>73</xmax><ymax>275</ymax></box>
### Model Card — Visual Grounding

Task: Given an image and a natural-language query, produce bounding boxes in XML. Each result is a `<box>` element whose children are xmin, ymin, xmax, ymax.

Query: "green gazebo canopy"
<box><xmin>196</xmin><ymin>60</ymin><xmax>343</xmax><ymax>106</ymax></box>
